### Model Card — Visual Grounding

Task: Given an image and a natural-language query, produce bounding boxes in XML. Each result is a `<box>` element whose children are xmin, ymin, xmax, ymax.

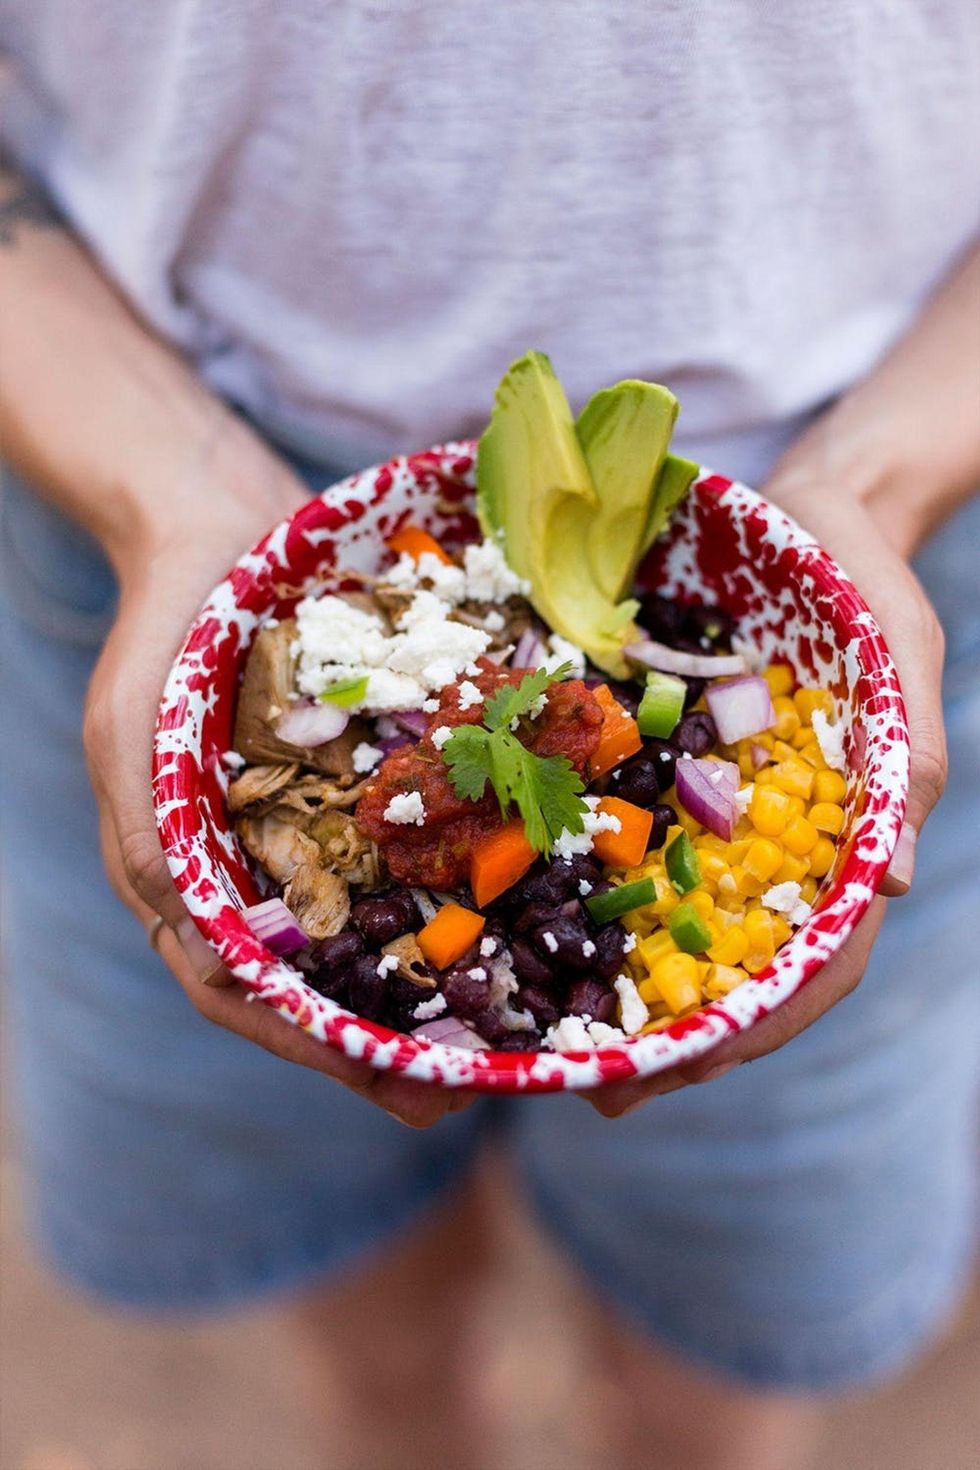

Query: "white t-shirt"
<box><xmin>1</xmin><ymin>1</ymin><xmax>978</xmax><ymax>486</ymax></box>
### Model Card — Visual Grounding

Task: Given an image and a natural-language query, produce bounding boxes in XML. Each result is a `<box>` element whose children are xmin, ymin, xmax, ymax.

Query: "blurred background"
<box><xmin>3</xmin><ymin>1122</ymin><xmax>977</xmax><ymax>1470</ymax></box>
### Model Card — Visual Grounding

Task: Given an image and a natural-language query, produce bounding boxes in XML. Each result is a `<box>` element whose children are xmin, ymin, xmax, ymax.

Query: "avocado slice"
<box><xmin>638</xmin><ymin>453</ymin><xmax>699</xmax><ymax>559</ymax></box>
<box><xmin>477</xmin><ymin>352</ymin><xmax>639</xmax><ymax>678</ymax></box>
<box><xmin>575</xmin><ymin>379</ymin><xmax>680</xmax><ymax>602</ymax></box>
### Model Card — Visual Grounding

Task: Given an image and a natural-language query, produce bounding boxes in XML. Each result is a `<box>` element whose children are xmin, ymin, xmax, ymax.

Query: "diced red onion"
<box><xmin>411</xmin><ymin>1016</ymin><xmax>491</xmax><ymax>1050</ymax></box>
<box><xmin>275</xmin><ymin>699</ymin><xmax>349</xmax><ymax>748</ymax></box>
<box><xmin>675</xmin><ymin>758</ymin><xmax>738</xmax><ymax>840</ymax></box>
<box><xmin>705</xmin><ymin>675</ymin><xmax>776</xmax><ymax>744</ymax></box>
<box><xmin>378</xmin><ymin>733</ymin><xmax>413</xmax><ymax>756</ymax></box>
<box><xmin>410</xmin><ymin>888</ymin><xmax>441</xmax><ymax>924</ymax></box>
<box><xmin>750</xmin><ymin>742</ymin><xmax>770</xmax><ymax>772</ymax></box>
<box><xmin>513</xmin><ymin>628</ymin><xmax>548</xmax><ymax>669</ymax></box>
<box><xmin>242</xmin><ymin>897</ymin><xmax>310</xmax><ymax>955</ymax></box>
<box><xmin>625</xmin><ymin>638</ymin><xmax>747</xmax><ymax>679</ymax></box>
<box><xmin>391</xmin><ymin>708</ymin><xmax>430</xmax><ymax>738</ymax></box>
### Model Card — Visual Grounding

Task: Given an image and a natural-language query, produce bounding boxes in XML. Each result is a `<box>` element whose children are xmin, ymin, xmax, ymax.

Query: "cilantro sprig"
<box><xmin>441</xmin><ymin>664</ymin><xmax>588</xmax><ymax>856</ymax></box>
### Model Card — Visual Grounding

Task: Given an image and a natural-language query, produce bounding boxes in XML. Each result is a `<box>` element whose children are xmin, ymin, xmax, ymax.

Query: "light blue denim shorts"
<box><xmin>2</xmin><ymin>455</ymin><xmax>977</xmax><ymax>1392</ymax></box>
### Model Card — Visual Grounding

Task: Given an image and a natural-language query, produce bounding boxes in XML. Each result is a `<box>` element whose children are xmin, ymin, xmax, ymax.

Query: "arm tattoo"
<box><xmin>0</xmin><ymin>179</ymin><xmax>61</xmax><ymax>247</ymax></box>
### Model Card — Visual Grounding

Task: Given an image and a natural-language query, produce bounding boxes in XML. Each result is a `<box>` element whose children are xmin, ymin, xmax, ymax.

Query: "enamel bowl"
<box><xmin>152</xmin><ymin>445</ymin><xmax>909</xmax><ymax>1092</ymax></box>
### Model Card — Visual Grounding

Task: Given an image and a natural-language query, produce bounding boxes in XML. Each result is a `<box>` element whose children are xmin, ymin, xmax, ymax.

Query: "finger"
<box><xmin>157</xmin><ymin>925</ymin><xmax>466</xmax><ymax>1128</ymax></box>
<box><xmin>583</xmin><ymin>900</ymin><xmax>886</xmax><ymax>1117</ymax></box>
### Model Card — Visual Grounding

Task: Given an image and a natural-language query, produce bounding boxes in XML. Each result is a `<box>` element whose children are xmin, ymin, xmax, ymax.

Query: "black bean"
<box><xmin>592</xmin><ymin>924</ymin><xmax>629</xmax><ymax>980</ymax></box>
<box><xmin>649</xmin><ymin>803</ymin><xmax>674</xmax><ymax>850</ymax></box>
<box><xmin>675</xmin><ymin>710</ymin><xmax>718</xmax><ymax>757</ymax></box>
<box><xmin>309</xmin><ymin>930</ymin><xmax>364</xmax><ymax>975</ymax></box>
<box><xmin>517</xmin><ymin>983</ymin><xmax>562</xmax><ymax>1027</ymax></box>
<box><xmin>566</xmin><ymin>977</ymin><xmax>616</xmax><ymax>1023</ymax></box>
<box><xmin>638</xmin><ymin>594</ymin><xmax>686</xmax><ymax>644</ymax></box>
<box><xmin>513</xmin><ymin>901</ymin><xmax>564</xmax><ymax>936</ymax></box>
<box><xmin>682</xmin><ymin>676</ymin><xmax>706</xmax><ymax>711</ymax></box>
<box><xmin>442</xmin><ymin>964</ymin><xmax>492</xmax><ymax>1019</ymax></box>
<box><xmin>348</xmin><ymin>954</ymin><xmax>390</xmax><ymax>1020</ymax></box>
<box><xmin>642</xmin><ymin>738</ymin><xmax>678</xmax><ymax>791</ymax></box>
<box><xmin>350</xmin><ymin>889</ymin><xmax>421</xmax><ymax>949</ymax></box>
<box><xmin>605</xmin><ymin>680</ymin><xmax>640</xmax><ymax>717</ymax></box>
<box><xmin>562</xmin><ymin>854</ymin><xmax>603</xmax><ymax>889</ymax></box>
<box><xmin>510</xmin><ymin>937</ymin><xmax>555</xmax><ymax>986</ymax></box>
<box><xmin>611</xmin><ymin>755</ymin><xmax>661</xmax><ymax>809</ymax></box>
<box><xmin>685</xmin><ymin>604</ymin><xmax>735</xmax><ymax>647</ymax></box>
<box><xmin>530</xmin><ymin>915</ymin><xmax>594</xmax><ymax>973</ymax></box>
<box><xmin>494</xmin><ymin>1031</ymin><xmax>542</xmax><ymax>1052</ymax></box>
<box><xmin>469</xmin><ymin>1009</ymin><xmax>513</xmax><ymax>1046</ymax></box>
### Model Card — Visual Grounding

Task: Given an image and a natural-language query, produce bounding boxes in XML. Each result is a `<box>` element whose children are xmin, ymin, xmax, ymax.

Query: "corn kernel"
<box><xmin>772</xmin><ymin>760</ymin><xmax>815</xmax><ymax>800</ymax></box>
<box><xmin>707</xmin><ymin>927</ymin><xmax>748</xmax><ymax>966</ymax></box>
<box><xmin>791</xmin><ymin>726</ymin><xmax>816</xmax><ymax>750</ymax></box>
<box><xmin>764</xmin><ymin>664</ymin><xmax>795</xmax><ymax>698</ymax></box>
<box><xmin>794</xmin><ymin>687</ymin><xmax>833</xmax><ymax>724</ymax></box>
<box><xmin>743</xmin><ymin>838</ymin><xmax>784</xmax><ymax>882</ymax></box>
<box><xmin>753</xmin><ymin>767</ymin><xmax>775</xmax><ymax>786</ymax></box>
<box><xmin>651</xmin><ymin>875</ymin><xmax>681</xmax><ymax>915</ymax></box>
<box><xmin>646</xmin><ymin>952</ymin><xmax>701</xmax><ymax>1013</ymax></box>
<box><xmin>782</xmin><ymin>814</ymin><xmax>819</xmax><ymax>855</ymax></box>
<box><xmin>808</xmin><ymin>835</ymin><xmax>836</xmax><ymax>877</ymax></box>
<box><xmin>786</xmin><ymin>794</ymin><xmax>807</xmax><ymax>819</ymax></box>
<box><xmin>813</xmin><ymin>770</ymin><xmax>847</xmax><ymax>804</ymax></box>
<box><xmin>749</xmin><ymin>785</ymin><xmax>793</xmax><ymax>837</ymax></box>
<box><xmin>697</xmin><ymin>851</ymin><xmax>729</xmax><ymax>885</ymax></box>
<box><xmin>774</xmin><ymin>852</ymin><xmax>810</xmax><ymax>885</ymax></box>
<box><xmin>704</xmin><ymin>963</ymin><xmax>748</xmax><ymax>999</ymax></box>
<box><xmin>685</xmin><ymin>889</ymin><xmax>715</xmax><ymax>921</ymax></box>
<box><xmin>772</xmin><ymin>696</ymin><xmax>801</xmax><ymax>740</ymax></box>
<box><xmin>674</xmin><ymin>806</ymin><xmax>703</xmax><ymax>838</ymax></box>
<box><xmin>800</xmin><ymin>741</ymin><xmax>829</xmax><ymax>770</ymax></box>
<box><xmin>639</xmin><ymin>930</ymin><xmax>677</xmax><ymax>967</ymax></box>
<box><xmin>641</xmin><ymin>1016</ymin><xmax>678</xmax><ymax>1033</ymax></box>
<box><xmin>733</xmin><ymin>864</ymin><xmax>765</xmax><ymax>898</ymax></box>
<box><xmin>743</xmin><ymin>909</ymin><xmax>775</xmax><ymax>944</ymax></box>
<box><xmin>738</xmin><ymin>750</ymin><xmax>759</xmax><ymax>779</ymax></box>
<box><xmin>726</xmin><ymin>838</ymin><xmax>753</xmax><ymax>865</ymax></box>
<box><xmin>809</xmin><ymin>801</ymin><xmax>845</xmax><ymax>835</ymax></box>
<box><xmin>769</xmin><ymin>915</ymin><xmax>793</xmax><ymax>947</ymax></box>
<box><xmin>800</xmin><ymin>877</ymin><xmax>819</xmax><ymax>903</ymax></box>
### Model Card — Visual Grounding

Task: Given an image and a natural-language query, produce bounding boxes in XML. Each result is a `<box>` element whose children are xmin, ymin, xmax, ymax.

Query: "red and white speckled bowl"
<box><xmin>152</xmin><ymin>445</ymin><xmax>909</xmax><ymax>1092</ymax></box>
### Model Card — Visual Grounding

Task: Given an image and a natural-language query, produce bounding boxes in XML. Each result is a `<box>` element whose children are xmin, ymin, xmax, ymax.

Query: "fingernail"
<box><xmin>885</xmin><ymin>822</ymin><xmax>917</xmax><ymax>893</ymax></box>
<box><xmin>175</xmin><ymin>915</ymin><xmax>227</xmax><ymax>984</ymax></box>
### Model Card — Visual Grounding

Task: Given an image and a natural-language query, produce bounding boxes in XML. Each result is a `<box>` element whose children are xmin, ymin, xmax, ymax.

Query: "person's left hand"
<box><xmin>582</xmin><ymin>480</ymin><xmax>947</xmax><ymax>1118</ymax></box>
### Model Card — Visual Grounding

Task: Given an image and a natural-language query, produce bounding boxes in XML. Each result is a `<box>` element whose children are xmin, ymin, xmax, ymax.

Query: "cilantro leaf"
<box><xmin>440</xmin><ymin>662</ymin><xmax>588</xmax><ymax>858</ymax></box>
<box><xmin>483</xmin><ymin>662</ymin><xmax>572</xmax><ymax>732</ymax></box>
<box><xmin>442</xmin><ymin>725</ymin><xmax>493</xmax><ymax>802</ymax></box>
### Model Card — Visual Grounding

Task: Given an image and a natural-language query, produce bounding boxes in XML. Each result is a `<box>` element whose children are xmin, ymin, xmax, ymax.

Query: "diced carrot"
<box><xmin>417</xmin><ymin>903</ymin><xmax>486</xmax><ymax>970</ymax></box>
<box><xmin>470</xmin><ymin>820</ymin><xmax>537</xmax><ymax>908</ymax></box>
<box><xmin>589</xmin><ymin>684</ymin><xmax>643</xmax><ymax>777</ymax></box>
<box><xmin>387</xmin><ymin>524</ymin><xmax>453</xmax><ymax>564</ymax></box>
<box><xmin>591</xmin><ymin>796</ymin><xmax>654</xmax><ymax>869</ymax></box>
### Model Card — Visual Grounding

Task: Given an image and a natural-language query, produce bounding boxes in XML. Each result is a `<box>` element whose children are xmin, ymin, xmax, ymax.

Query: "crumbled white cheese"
<box><xmin>479</xmin><ymin>936</ymin><xmax>498</xmax><ymax>957</ymax></box>
<box><xmin>222</xmin><ymin>750</ymin><xmax>246</xmax><ymax>771</ymax></box>
<box><xmin>467</xmin><ymin>966</ymin><xmax>488</xmax><ymax>981</ymax></box>
<box><xmin>761</xmin><ymin>881</ymin><xmax>813</xmax><ymax>926</ymax></box>
<box><xmin>462</xmin><ymin>539</ymin><xmax>531</xmax><ymax>603</ymax></box>
<box><xmin>422</xmin><ymin>698</ymin><xmax>440</xmax><ymax>713</ymax></box>
<box><xmin>587</xmin><ymin>1021</ymin><xmax>627</xmax><ymax>1046</ymax></box>
<box><xmin>376</xmin><ymin>954</ymin><xmax>399</xmax><ymax>977</ymax></box>
<box><xmin>581</xmin><ymin>939</ymin><xmax>597</xmax><ymax>959</ymax></box>
<box><xmin>553</xmin><ymin>796</ymin><xmax>623</xmax><ymax>860</ymax></box>
<box><xmin>383</xmin><ymin>791</ymin><xmax>427</xmax><ymax>826</ymax></box>
<box><xmin>542</xmin><ymin>633</ymin><xmax>587</xmax><ymax>679</ymax></box>
<box><xmin>382</xmin><ymin>551</ymin><xmax>422</xmax><ymax>590</ymax></box>
<box><xmin>412</xmin><ymin>992</ymin><xmax>447</xmax><ymax>1021</ymax></box>
<box><xmin>811</xmin><ymin>708</ymin><xmax>847</xmax><ymax>773</ymax></box>
<box><xmin>352</xmin><ymin>741</ymin><xmax>384</xmax><ymax>773</ymax></box>
<box><xmin>578</xmin><ymin>878</ymin><xmax>594</xmax><ymax>896</ymax></box>
<box><xmin>431</xmin><ymin>725</ymin><xmax>453</xmax><ymax>750</ymax></box>
<box><xmin>733</xmin><ymin>783</ymin><xmax>754</xmax><ymax>813</ymax></box>
<box><xmin>418</xmin><ymin>552</ymin><xmax>467</xmax><ymax>602</ymax></box>
<box><xmin>547</xmin><ymin>1015</ymin><xmax>594</xmax><ymax>1052</ymax></box>
<box><xmin>294</xmin><ymin>588</ymin><xmax>491</xmax><ymax>714</ymax></box>
<box><xmin>483</xmin><ymin>610</ymin><xmax>506</xmax><ymax>632</ymax></box>
<box><xmin>541</xmin><ymin>931</ymin><xmax>559</xmax><ymax>954</ymax></box>
<box><xmin>615</xmin><ymin>972</ymin><xmax>649</xmax><ymax>1036</ymax></box>
<box><xmin>528</xmin><ymin>692</ymin><xmax>548</xmax><ymax>718</ymax></box>
<box><xmin>623</xmin><ymin>931</ymin><xmax>637</xmax><ymax>953</ymax></box>
<box><xmin>457</xmin><ymin>680</ymin><xmax>484</xmax><ymax>710</ymax></box>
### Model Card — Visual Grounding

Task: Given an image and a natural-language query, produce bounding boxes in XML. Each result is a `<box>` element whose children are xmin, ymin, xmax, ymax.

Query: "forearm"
<box><xmin>0</xmin><ymin>169</ymin><xmax>301</xmax><ymax>574</ymax></box>
<box><xmin>768</xmin><ymin>239</ymin><xmax>980</xmax><ymax>556</ymax></box>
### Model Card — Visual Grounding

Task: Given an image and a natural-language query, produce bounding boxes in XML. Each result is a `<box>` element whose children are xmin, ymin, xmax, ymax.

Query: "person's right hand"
<box><xmin>82</xmin><ymin>415</ymin><xmax>473</xmax><ymax>1129</ymax></box>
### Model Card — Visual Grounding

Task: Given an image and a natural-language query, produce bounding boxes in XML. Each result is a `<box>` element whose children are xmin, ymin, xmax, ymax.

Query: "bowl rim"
<box><xmin>152</xmin><ymin>443</ymin><xmax>910</xmax><ymax>1092</ymax></box>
